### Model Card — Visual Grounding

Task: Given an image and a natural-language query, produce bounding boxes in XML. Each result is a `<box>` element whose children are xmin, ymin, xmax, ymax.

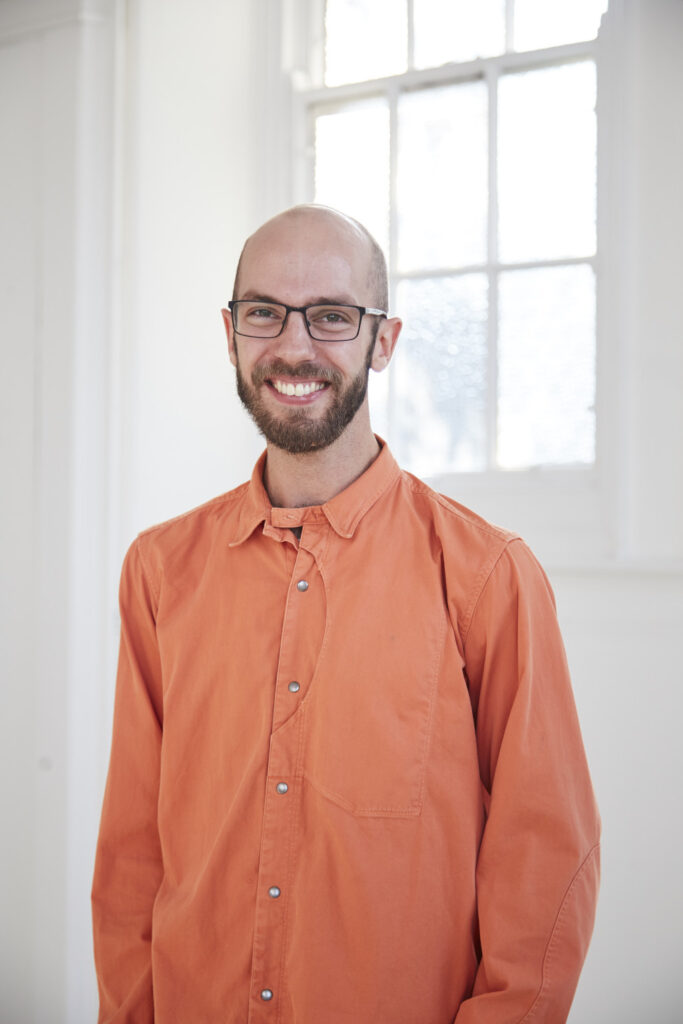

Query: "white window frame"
<box><xmin>277</xmin><ymin>0</ymin><xmax>614</xmax><ymax>564</ymax></box>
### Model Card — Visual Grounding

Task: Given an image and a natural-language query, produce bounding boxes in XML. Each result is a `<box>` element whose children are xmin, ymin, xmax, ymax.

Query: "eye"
<box><xmin>243</xmin><ymin>304</ymin><xmax>284</xmax><ymax>321</ymax></box>
<box><xmin>310</xmin><ymin>306</ymin><xmax>355</xmax><ymax>324</ymax></box>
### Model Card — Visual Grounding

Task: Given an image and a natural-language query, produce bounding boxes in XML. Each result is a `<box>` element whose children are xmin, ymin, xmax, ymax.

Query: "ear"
<box><xmin>221</xmin><ymin>307</ymin><xmax>238</xmax><ymax>367</ymax></box>
<box><xmin>370</xmin><ymin>316</ymin><xmax>402</xmax><ymax>373</ymax></box>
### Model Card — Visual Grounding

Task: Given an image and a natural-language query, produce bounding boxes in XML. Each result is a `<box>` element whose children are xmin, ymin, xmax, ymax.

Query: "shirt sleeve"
<box><xmin>455</xmin><ymin>538</ymin><xmax>600</xmax><ymax>1024</ymax></box>
<box><xmin>92</xmin><ymin>538</ymin><xmax>164</xmax><ymax>1023</ymax></box>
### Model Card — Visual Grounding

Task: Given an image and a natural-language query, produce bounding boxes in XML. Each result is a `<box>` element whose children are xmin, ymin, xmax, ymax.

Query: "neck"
<box><xmin>263</xmin><ymin>412</ymin><xmax>380</xmax><ymax>508</ymax></box>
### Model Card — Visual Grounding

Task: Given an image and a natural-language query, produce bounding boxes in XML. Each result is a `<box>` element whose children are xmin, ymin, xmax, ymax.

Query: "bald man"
<box><xmin>92</xmin><ymin>206</ymin><xmax>600</xmax><ymax>1024</ymax></box>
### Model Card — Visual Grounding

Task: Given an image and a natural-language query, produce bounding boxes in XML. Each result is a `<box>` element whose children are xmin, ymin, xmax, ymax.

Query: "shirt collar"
<box><xmin>229</xmin><ymin>437</ymin><xmax>401</xmax><ymax>546</ymax></box>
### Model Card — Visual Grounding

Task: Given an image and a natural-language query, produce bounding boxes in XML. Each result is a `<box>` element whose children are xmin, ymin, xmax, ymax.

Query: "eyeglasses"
<box><xmin>228</xmin><ymin>300</ymin><xmax>387</xmax><ymax>342</ymax></box>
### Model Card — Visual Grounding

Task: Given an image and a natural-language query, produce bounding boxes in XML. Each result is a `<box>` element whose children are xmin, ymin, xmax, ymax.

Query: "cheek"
<box><xmin>231</xmin><ymin>337</ymin><xmax>255</xmax><ymax>374</ymax></box>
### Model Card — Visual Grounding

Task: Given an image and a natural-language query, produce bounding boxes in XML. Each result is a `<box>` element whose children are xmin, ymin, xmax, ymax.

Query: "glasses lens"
<box><xmin>306</xmin><ymin>305</ymin><xmax>361</xmax><ymax>340</ymax></box>
<box><xmin>234</xmin><ymin>301</ymin><xmax>287</xmax><ymax>337</ymax></box>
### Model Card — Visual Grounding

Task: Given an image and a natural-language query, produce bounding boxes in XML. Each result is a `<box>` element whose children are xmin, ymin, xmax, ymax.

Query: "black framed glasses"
<box><xmin>228</xmin><ymin>299</ymin><xmax>387</xmax><ymax>342</ymax></box>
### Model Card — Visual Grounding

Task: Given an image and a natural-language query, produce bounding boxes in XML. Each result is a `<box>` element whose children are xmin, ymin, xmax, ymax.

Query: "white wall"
<box><xmin>0</xmin><ymin>1</ymin><xmax>681</xmax><ymax>1021</ymax></box>
<box><xmin>0</xmin><ymin>0</ymin><xmax>264</xmax><ymax>1020</ymax></box>
<box><xmin>117</xmin><ymin>0</ymin><xmax>266</xmax><ymax>547</ymax></box>
<box><xmin>556</xmin><ymin>568</ymin><xmax>683</xmax><ymax>1022</ymax></box>
<box><xmin>597</xmin><ymin>0</ymin><xmax>683</xmax><ymax>564</ymax></box>
<box><xmin>1</xmin><ymin>4</ymin><xmax>95</xmax><ymax>1021</ymax></box>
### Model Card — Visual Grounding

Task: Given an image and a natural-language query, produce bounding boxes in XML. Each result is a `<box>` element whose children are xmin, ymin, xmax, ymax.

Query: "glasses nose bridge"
<box><xmin>280</xmin><ymin>305</ymin><xmax>314</xmax><ymax>342</ymax></box>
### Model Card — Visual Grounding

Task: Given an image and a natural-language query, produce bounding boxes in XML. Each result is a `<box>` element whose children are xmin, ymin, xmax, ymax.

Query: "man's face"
<box><xmin>225</xmin><ymin>213</ymin><xmax>384</xmax><ymax>455</ymax></box>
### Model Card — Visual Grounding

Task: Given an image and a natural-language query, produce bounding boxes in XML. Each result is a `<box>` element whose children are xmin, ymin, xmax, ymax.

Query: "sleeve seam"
<box><xmin>516</xmin><ymin>842</ymin><xmax>601</xmax><ymax>1024</ymax></box>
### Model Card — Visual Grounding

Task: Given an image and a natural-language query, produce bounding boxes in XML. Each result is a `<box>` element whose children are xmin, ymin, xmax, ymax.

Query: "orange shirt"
<box><xmin>92</xmin><ymin>442</ymin><xmax>600</xmax><ymax>1023</ymax></box>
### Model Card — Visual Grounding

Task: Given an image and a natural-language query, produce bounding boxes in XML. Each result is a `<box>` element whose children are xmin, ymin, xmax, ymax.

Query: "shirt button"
<box><xmin>288</xmin><ymin>681</ymin><xmax>300</xmax><ymax>693</ymax></box>
<box><xmin>276</xmin><ymin>782</ymin><xmax>288</xmax><ymax>794</ymax></box>
<box><xmin>268</xmin><ymin>886</ymin><xmax>281</xmax><ymax>898</ymax></box>
<box><xmin>296</xmin><ymin>579</ymin><xmax>309</xmax><ymax>591</ymax></box>
<box><xmin>260</xmin><ymin>989</ymin><xmax>273</xmax><ymax>1001</ymax></box>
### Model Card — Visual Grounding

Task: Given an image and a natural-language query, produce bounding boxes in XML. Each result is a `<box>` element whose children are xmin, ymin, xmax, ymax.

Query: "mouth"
<box><xmin>267</xmin><ymin>378</ymin><xmax>331</xmax><ymax>401</ymax></box>
<box><xmin>271</xmin><ymin>378</ymin><xmax>329</xmax><ymax>397</ymax></box>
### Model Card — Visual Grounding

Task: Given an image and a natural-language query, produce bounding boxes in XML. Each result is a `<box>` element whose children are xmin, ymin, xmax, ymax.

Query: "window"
<box><xmin>293</xmin><ymin>0</ymin><xmax>608</xmax><ymax>476</ymax></box>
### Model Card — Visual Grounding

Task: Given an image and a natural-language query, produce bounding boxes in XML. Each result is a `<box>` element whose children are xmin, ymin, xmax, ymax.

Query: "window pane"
<box><xmin>514</xmin><ymin>0</ymin><xmax>608</xmax><ymax>51</ymax></box>
<box><xmin>498</xmin><ymin>61</ymin><xmax>596</xmax><ymax>263</ymax></box>
<box><xmin>392</xmin><ymin>275</ymin><xmax>488</xmax><ymax>474</ymax></box>
<box><xmin>314</xmin><ymin>99</ymin><xmax>390</xmax><ymax>255</ymax></box>
<box><xmin>497</xmin><ymin>264</ymin><xmax>595</xmax><ymax>468</ymax></box>
<box><xmin>413</xmin><ymin>0</ymin><xmax>505</xmax><ymax>67</ymax></box>
<box><xmin>397</xmin><ymin>82</ymin><xmax>488</xmax><ymax>272</ymax></box>
<box><xmin>325</xmin><ymin>0</ymin><xmax>407</xmax><ymax>86</ymax></box>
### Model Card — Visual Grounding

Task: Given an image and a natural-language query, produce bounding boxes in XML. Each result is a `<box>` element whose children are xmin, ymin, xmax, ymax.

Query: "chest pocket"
<box><xmin>303</xmin><ymin>567</ymin><xmax>447</xmax><ymax>818</ymax></box>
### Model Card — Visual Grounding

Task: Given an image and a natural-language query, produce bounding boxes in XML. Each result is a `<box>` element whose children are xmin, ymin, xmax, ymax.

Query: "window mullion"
<box><xmin>406</xmin><ymin>0</ymin><xmax>415</xmax><ymax>69</ymax></box>
<box><xmin>486</xmin><ymin>63</ymin><xmax>499</xmax><ymax>471</ymax></box>
<box><xmin>301</xmin><ymin>39</ymin><xmax>596</xmax><ymax>104</ymax></box>
<box><xmin>291</xmin><ymin>89</ymin><xmax>312</xmax><ymax>204</ymax></box>
<box><xmin>506</xmin><ymin>0</ymin><xmax>514</xmax><ymax>52</ymax></box>
<box><xmin>300</xmin><ymin>98</ymin><xmax>316</xmax><ymax>204</ymax></box>
<box><xmin>308</xmin><ymin>0</ymin><xmax>327</xmax><ymax>87</ymax></box>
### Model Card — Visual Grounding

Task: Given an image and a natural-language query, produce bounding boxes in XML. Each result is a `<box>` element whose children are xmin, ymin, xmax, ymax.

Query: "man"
<box><xmin>92</xmin><ymin>205</ymin><xmax>600</xmax><ymax>1023</ymax></box>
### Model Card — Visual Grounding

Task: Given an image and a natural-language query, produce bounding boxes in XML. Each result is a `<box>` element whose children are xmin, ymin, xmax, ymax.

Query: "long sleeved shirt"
<box><xmin>92</xmin><ymin>441</ymin><xmax>600</xmax><ymax>1024</ymax></box>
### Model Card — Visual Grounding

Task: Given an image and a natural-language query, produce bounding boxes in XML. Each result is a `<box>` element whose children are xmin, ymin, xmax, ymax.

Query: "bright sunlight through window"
<box><xmin>304</xmin><ymin>0</ymin><xmax>608</xmax><ymax>474</ymax></box>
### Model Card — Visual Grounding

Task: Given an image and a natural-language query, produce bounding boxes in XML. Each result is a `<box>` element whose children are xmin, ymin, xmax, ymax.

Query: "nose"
<box><xmin>273</xmin><ymin>309</ymin><xmax>318</xmax><ymax>362</ymax></box>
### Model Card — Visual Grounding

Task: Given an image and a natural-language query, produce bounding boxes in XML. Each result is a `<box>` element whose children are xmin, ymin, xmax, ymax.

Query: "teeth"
<box><xmin>272</xmin><ymin>379</ymin><xmax>326</xmax><ymax>397</ymax></box>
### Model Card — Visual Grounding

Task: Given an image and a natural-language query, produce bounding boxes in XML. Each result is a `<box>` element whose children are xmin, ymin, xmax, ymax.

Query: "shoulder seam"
<box><xmin>461</xmin><ymin>537</ymin><xmax>524</xmax><ymax>647</ymax></box>
<box><xmin>401</xmin><ymin>472</ymin><xmax>518</xmax><ymax>544</ymax></box>
<box><xmin>134</xmin><ymin>536</ymin><xmax>160</xmax><ymax>607</ymax></box>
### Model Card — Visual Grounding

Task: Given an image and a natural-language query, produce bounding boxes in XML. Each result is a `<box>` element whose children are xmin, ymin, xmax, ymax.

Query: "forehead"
<box><xmin>237</xmin><ymin>214</ymin><xmax>372</xmax><ymax>303</ymax></box>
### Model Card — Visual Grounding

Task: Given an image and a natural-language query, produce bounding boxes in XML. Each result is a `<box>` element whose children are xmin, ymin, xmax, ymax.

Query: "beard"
<box><xmin>235</xmin><ymin>334</ymin><xmax>376</xmax><ymax>454</ymax></box>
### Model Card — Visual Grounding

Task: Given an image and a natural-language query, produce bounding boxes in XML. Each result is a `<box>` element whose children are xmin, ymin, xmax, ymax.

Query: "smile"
<box><xmin>271</xmin><ymin>379</ymin><xmax>329</xmax><ymax>397</ymax></box>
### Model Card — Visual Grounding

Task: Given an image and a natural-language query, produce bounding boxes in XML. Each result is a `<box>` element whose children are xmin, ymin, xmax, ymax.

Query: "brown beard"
<box><xmin>235</xmin><ymin>337</ymin><xmax>375</xmax><ymax>454</ymax></box>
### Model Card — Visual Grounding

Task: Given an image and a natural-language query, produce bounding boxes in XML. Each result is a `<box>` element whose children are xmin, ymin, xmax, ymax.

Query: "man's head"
<box><xmin>222</xmin><ymin>205</ymin><xmax>401</xmax><ymax>455</ymax></box>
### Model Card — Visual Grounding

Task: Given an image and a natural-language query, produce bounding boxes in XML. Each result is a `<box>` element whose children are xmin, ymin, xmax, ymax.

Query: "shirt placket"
<box><xmin>248</xmin><ymin>538</ymin><xmax>320</xmax><ymax>1022</ymax></box>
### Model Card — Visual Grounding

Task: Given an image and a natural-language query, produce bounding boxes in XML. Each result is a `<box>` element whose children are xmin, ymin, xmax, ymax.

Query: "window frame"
<box><xmin>283</xmin><ymin>1</ymin><xmax>612</xmax><ymax>563</ymax></box>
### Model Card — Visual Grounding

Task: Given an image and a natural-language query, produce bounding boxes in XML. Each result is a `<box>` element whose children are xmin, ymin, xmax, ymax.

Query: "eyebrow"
<box><xmin>239</xmin><ymin>291</ymin><xmax>359</xmax><ymax>306</ymax></box>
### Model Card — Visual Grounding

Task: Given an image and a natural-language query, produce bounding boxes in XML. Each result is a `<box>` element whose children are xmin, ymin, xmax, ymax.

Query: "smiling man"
<box><xmin>225</xmin><ymin>207</ymin><xmax>399</xmax><ymax>504</ymax></box>
<box><xmin>92</xmin><ymin>205</ymin><xmax>600</xmax><ymax>1024</ymax></box>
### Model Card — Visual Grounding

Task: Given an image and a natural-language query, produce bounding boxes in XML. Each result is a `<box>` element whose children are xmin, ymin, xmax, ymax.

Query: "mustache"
<box><xmin>252</xmin><ymin>360</ymin><xmax>342</xmax><ymax>386</ymax></box>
